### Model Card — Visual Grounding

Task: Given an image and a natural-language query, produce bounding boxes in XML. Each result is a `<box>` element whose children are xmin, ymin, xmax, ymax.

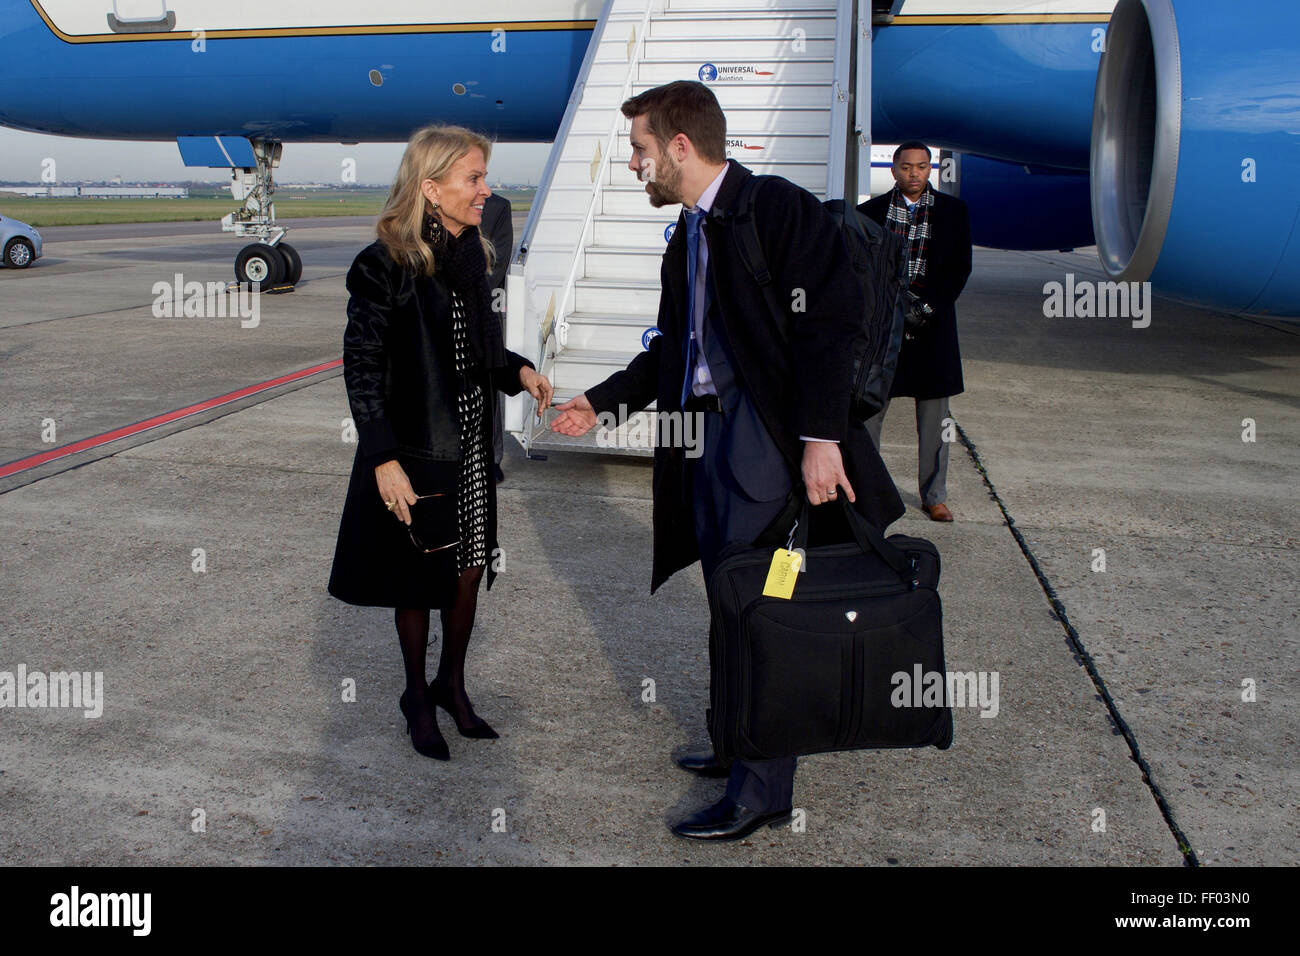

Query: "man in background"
<box><xmin>858</xmin><ymin>141</ymin><xmax>971</xmax><ymax>521</ymax></box>
<box><xmin>481</xmin><ymin>191</ymin><xmax>513</xmax><ymax>484</ymax></box>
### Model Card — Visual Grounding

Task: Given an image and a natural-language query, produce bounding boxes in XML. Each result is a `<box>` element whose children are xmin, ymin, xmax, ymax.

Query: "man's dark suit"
<box><xmin>481</xmin><ymin>192</ymin><xmax>513</xmax><ymax>468</ymax></box>
<box><xmin>585</xmin><ymin>160</ymin><xmax>905</xmax><ymax>811</ymax></box>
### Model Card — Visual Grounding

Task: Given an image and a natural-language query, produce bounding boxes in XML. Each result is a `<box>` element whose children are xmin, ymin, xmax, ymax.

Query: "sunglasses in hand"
<box><xmin>403</xmin><ymin>492</ymin><xmax>460</xmax><ymax>554</ymax></box>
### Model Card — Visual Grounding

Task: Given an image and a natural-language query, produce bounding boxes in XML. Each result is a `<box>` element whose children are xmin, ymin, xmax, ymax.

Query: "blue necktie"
<box><xmin>681</xmin><ymin>208</ymin><xmax>705</xmax><ymax>407</ymax></box>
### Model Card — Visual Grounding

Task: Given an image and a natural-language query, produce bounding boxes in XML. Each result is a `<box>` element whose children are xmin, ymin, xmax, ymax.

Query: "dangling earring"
<box><xmin>422</xmin><ymin>201</ymin><xmax>449</xmax><ymax>254</ymax></box>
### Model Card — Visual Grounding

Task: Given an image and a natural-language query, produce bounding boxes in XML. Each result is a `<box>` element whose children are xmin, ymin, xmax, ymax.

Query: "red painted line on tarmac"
<box><xmin>0</xmin><ymin>359</ymin><xmax>343</xmax><ymax>480</ymax></box>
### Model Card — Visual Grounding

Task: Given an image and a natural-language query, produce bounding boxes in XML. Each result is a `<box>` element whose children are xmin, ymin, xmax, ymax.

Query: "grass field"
<box><xmin>0</xmin><ymin>188</ymin><xmax>535</xmax><ymax>227</ymax></box>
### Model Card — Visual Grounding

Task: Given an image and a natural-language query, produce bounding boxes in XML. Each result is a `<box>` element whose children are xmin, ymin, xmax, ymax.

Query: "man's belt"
<box><xmin>683</xmin><ymin>393</ymin><xmax>722</xmax><ymax>414</ymax></box>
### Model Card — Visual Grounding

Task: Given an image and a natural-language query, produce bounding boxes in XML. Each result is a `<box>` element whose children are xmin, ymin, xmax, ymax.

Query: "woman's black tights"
<box><xmin>394</xmin><ymin>607</ymin><xmax>440</xmax><ymax>746</ymax></box>
<box><xmin>434</xmin><ymin>564</ymin><xmax>486</xmax><ymax>727</ymax></box>
<box><xmin>394</xmin><ymin>564</ymin><xmax>486</xmax><ymax>728</ymax></box>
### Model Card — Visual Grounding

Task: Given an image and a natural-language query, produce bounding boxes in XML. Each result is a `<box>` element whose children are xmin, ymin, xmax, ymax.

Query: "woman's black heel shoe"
<box><xmin>399</xmin><ymin>690</ymin><xmax>450</xmax><ymax>760</ymax></box>
<box><xmin>428</xmin><ymin>678</ymin><xmax>499</xmax><ymax>739</ymax></box>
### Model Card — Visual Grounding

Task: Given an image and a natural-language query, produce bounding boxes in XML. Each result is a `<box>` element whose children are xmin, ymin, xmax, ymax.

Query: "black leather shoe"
<box><xmin>675</xmin><ymin>749</ymin><xmax>731</xmax><ymax>778</ymax></box>
<box><xmin>671</xmin><ymin>795</ymin><xmax>792</xmax><ymax>841</ymax></box>
<box><xmin>398</xmin><ymin>690</ymin><xmax>450</xmax><ymax>761</ymax></box>
<box><xmin>428</xmin><ymin>677</ymin><xmax>499</xmax><ymax>739</ymax></box>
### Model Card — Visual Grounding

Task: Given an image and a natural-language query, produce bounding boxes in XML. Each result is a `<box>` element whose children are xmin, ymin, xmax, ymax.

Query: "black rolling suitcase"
<box><xmin>706</xmin><ymin>497</ymin><xmax>953</xmax><ymax>762</ymax></box>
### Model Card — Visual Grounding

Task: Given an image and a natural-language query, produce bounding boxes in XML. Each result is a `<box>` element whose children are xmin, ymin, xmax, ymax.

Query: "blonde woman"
<box><xmin>329</xmin><ymin>126</ymin><xmax>552</xmax><ymax>760</ymax></box>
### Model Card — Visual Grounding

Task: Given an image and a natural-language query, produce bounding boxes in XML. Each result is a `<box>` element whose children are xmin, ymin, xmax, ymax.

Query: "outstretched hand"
<box><xmin>519</xmin><ymin>366</ymin><xmax>554</xmax><ymax>419</ymax></box>
<box><xmin>550</xmin><ymin>393</ymin><xmax>599</xmax><ymax>436</ymax></box>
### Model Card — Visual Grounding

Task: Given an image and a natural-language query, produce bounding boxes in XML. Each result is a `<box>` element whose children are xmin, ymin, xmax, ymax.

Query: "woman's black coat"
<box><xmin>342</xmin><ymin>238</ymin><xmax>531</xmax><ymax>475</ymax></box>
<box><xmin>586</xmin><ymin>160</ymin><xmax>905</xmax><ymax>593</ymax></box>
<box><xmin>328</xmin><ymin>236</ymin><xmax>533</xmax><ymax>608</ymax></box>
<box><xmin>858</xmin><ymin>189</ymin><xmax>972</xmax><ymax>400</ymax></box>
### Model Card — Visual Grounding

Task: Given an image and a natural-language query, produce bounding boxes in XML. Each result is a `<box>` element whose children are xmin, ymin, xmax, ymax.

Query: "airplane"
<box><xmin>0</xmin><ymin>0</ymin><xmax>1296</xmax><ymax>318</ymax></box>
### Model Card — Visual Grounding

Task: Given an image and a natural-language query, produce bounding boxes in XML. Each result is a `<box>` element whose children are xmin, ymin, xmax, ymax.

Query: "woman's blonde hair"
<box><xmin>376</xmin><ymin>124</ymin><xmax>498</xmax><ymax>276</ymax></box>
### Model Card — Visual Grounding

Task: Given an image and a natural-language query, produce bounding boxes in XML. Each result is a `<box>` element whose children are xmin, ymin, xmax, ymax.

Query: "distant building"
<box><xmin>1</xmin><ymin>185</ymin><xmax>189</xmax><ymax>198</ymax></box>
<box><xmin>80</xmin><ymin>186</ymin><xmax>188</xmax><ymax>198</ymax></box>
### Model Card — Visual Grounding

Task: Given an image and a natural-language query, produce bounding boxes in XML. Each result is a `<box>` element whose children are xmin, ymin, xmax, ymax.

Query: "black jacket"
<box><xmin>342</xmin><ymin>238</ymin><xmax>533</xmax><ymax>478</ymax></box>
<box><xmin>586</xmin><ymin>160</ymin><xmax>905</xmax><ymax>592</ymax></box>
<box><xmin>858</xmin><ymin>189</ymin><xmax>971</xmax><ymax>399</ymax></box>
<box><xmin>480</xmin><ymin>192</ymin><xmax>513</xmax><ymax>293</ymax></box>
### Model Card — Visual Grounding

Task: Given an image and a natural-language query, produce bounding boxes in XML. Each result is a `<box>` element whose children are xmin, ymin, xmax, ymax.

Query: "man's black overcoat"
<box><xmin>586</xmin><ymin>160</ymin><xmax>905</xmax><ymax>592</ymax></box>
<box><xmin>858</xmin><ymin>189</ymin><xmax>972</xmax><ymax>400</ymax></box>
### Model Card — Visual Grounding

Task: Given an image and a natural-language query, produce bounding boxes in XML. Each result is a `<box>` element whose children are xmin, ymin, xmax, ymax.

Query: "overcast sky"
<box><xmin>0</xmin><ymin>128</ymin><xmax>553</xmax><ymax>186</ymax></box>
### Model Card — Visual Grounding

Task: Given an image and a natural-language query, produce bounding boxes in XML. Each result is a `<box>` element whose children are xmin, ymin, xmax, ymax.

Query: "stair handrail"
<box><xmin>513</xmin><ymin>0</ymin><xmax>659</xmax><ymax>453</ymax></box>
<box><xmin>514</xmin><ymin>0</ymin><xmax>618</xmax><ymax>266</ymax></box>
<box><xmin>552</xmin><ymin>0</ymin><xmax>659</xmax><ymax>351</ymax></box>
<box><xmin>827</xmin><ymin>0</ymin><xmax>857</xmax><ymax>200</ymax></box>
<box><xmin>855</xmin><ymin>0</ymin><xmax>872</xmax><ymax>203</ymax></box>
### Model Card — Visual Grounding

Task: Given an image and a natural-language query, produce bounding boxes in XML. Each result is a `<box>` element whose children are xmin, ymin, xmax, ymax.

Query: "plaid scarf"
<box><xmin>885</xmin><ymin>183</ymin><xmax>933</xmax><ymax>285</ymax></box>
<box><xmin>885</xmin><ymin>184</ymin><xmax>935</xmax><ymax>326</ymax></box>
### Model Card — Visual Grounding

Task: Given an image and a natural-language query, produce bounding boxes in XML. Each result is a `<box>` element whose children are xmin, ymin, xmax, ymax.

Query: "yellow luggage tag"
<box><xmin>762</xmin><ymin>549</ymin><xmax>802</xmax><ymax>599</ymax></box>
<box><xmin>762</xmin><ymin>519</ymin><xmax>804</xmax><ymax>600</ymax></box>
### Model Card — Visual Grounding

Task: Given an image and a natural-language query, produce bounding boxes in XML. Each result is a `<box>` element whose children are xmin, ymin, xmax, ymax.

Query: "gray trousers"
<box><xmin>866</xmin><ymin>396</ymin><xmax>951</xmax><ymax>507</ymax></box>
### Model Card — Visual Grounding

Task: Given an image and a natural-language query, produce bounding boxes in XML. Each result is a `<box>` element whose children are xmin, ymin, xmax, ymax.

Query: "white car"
<box><xmin>1</xmin><ymin>214</ymin><xmax>43</xmax><ymax>268</ymax></box>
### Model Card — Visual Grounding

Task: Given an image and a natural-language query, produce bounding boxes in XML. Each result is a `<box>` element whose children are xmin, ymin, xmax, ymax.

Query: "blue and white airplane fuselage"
<box><xmin>1</xmin><ymin>0</ymin><xmax>1297</xmax><ymax>316</ymax></box>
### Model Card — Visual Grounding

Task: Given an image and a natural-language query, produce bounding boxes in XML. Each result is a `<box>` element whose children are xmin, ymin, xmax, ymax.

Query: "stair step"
<box><xmin>551</xmin><ymin>347</ymin><xmax>645</xmax><ymax>393</ymax></box>
<box><xmin>525</xmin><ymin>425</ymin><xmax>656</xmax><ymax>458</ymax></box>
<box><xmin>591</xmin><ymin>216</ymin><xmax>681</xmax><ymax>248</ymax></box>
<box><xmin>614</xmin><ymin>36</ymin><xmax>838</xmax><ymax>59</ymax></box>
<box><xmin>583</xmin><ymin>245</ymin><xmax>663</xmax><ymax>282</ymax></box>
<box><xmin>599</xmin><ymin>183</ymin><xmax>826</xmax><ymax>217</ymax></box>
<box><xmin>612</xmin><ymin>131</ymin><xmax>831</xmax><ymax>165</ymax></box>
<box><xmin>649</xmin><ymin>15</ymin><xmax>835</xmax><ymax>38</ymax></box>
<box><xmin>569</xmin><ymin>105</ymin><xmax>831</xmax><ymax>137</ymax></box>
<box><xmin>634</xmin><ymin>59</ymin><xmax>835</xmax><ymax>85</ymax></box>
<box><xmin>573</xmin><ymin>274</ymin><xmax>662</xmax><ymax>313</ymax></box>
<box><xmin>584</xmin><ymin>77</ymin><xmax>835</xmax><ymax>108</ymax></box>
<box><xmin>562</xmin><ymin>308</ymin><xmax>662</xmax><ymax>350</ymax></box>
<box><xmin>629</xmin><ymin>80</ymin><xmax>836</xmax><ymax>108</ymax></box>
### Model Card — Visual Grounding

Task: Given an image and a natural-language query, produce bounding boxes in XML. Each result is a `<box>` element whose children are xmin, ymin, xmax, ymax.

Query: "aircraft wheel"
<box><xmin>276</xmin><ymin>242</ymin><xmax>303</xmax><ymax>284</ymax></box>
<box><xmin>235</xmin><ymin>243</ymin><xmax>284</xmax><ymax>286</ymax></box>
<box><xmin>5</xmin><ymin>237</ymin><xmax>35</xmax><ymax>269</ymax></box>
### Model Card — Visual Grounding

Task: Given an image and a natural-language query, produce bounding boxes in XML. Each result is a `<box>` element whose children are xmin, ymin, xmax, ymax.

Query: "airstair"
<box><xmin>504</xmin><ymin>0</ymin><xmax>871</xmax><ymax>456</ymax></box>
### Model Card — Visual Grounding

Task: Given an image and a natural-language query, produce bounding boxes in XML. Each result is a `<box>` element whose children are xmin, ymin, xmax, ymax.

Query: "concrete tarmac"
<box><xmin>0</xmin><ymin>217</ymin><xmax>1294</xmax><ymax>865</ymax></box>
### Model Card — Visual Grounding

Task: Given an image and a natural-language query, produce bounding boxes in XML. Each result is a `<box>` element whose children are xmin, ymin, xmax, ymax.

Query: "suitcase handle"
<box><xmin>788</xmin><ymin>494</ymin><xmax>918</xmax><ymax>586</ymax></box>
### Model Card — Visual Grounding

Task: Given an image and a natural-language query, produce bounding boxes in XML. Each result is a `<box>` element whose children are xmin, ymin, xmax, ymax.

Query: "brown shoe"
<box><xmin>924</xmin><ymin>502</ymin><xmax>954</xmax><ymax>522</ymax></box>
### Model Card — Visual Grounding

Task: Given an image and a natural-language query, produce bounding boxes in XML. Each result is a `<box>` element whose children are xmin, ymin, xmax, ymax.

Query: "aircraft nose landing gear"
<box><xmin>223</xmin><ymin>139</ymin><xmax>301</xmax><ymax>292</ymax></box>
<box><xmin>177</xmin><ymin>135</ymin><xmax>304</xmax><ymax>293</ymax></box>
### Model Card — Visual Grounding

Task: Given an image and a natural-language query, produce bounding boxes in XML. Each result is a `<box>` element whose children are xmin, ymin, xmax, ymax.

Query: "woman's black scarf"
<box><xmin>437</xmin><ymin>225</ymin><xmax>506</xmax><ymax>372</ymax></box>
